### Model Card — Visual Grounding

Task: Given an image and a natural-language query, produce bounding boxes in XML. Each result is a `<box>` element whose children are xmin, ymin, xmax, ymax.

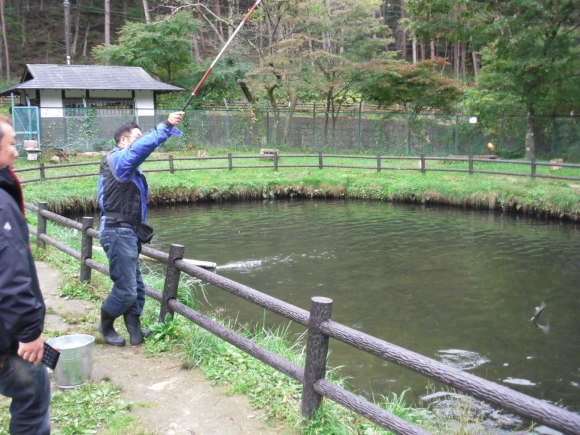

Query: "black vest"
<box><xmin>99</xmin><ymin>150</ymin><xmax>147</xmax><ymax>226</ymax></box>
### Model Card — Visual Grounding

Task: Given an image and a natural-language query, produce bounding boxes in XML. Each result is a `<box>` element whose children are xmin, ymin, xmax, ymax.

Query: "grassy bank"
<box><xmin>14</xmin><ymin>152</ymin><xmax>580</xmax><ymax>221</ymax></box>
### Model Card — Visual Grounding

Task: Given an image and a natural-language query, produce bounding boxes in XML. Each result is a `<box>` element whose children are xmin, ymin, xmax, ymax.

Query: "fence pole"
<box><xmin>312</xmin><ymin>103</ymin><xmax>316</xmax><ymax>150</ymax></box>
<box><xmin>420</xmin><ymin>154</ymin><xmax>426</xmax><ymax>174</ymax></box>
<box><xmin>266</xmin><ymin>108</ymin><xmax>270</xmax><ymax>148</ymax></box>
<box><xmin>551</xmin><ymin>116</ymin><xmax>557</xmax><ymax>155</ymax></box>
<box><xmin>469</xmin><ymin>154</ymin><xmax>474</xmax><ymax>175</ymax></box>
<box><xmin>80</xmin><ymin>217</ymin><xmax>94</xmax><ymax>283</ymax></box>
<box><xmin>405</xmin><ymin>108</ymin><xmax>411</xmax><ymax>154</ymax></box>
<box><xmin>228</xmin><ymin>153</ymin><xmax>233</xmax><ymax>171</ymax></box>
<box><xmin>169</xmin><ymin>154</ymin><xmax>175</xmax><ymax>174</ymax></box>
<box><xmin>301</xmin><ymin>296</ymin><xmax>333</xmax><ymax>419</ymax></box>
<box><xmin>36</xmin><ymin>202</ymin><xmax>48</xmax><ymax>249</ymax></box>
<box><xmin>274</xmin><ymin>151</ymin><xmax>279</xmax><ymax>172</ymax></box>
<box><xmin>454</xmin><ymin>115</ymin><xmax>459</xmax><ymax>154</ymax></box>
<box><xmin>318</xmin><ymin>152</ymin><xmax>323</xmax><ymax>170</ymax></box>
<box><xmin>39</xmin><ymin>162</ymin><xmax>46</xmax><ymax>181</ymax></box>
<box><xmin>358</xmin><ymin>102</ymin><xmax>363</xmax><ymax>150</ymax></box>
<box><xmin>531</xmin><ymin>158</ymin><xmax>536</xmax><ymax>180</ymax></box>
<box><xmin>376</xmin><ymin>154</ymin><xmax>381</xmax><ymax>172</ymax></box>
<box><xmin>159</xmin><ymin>244</ymin><xmax>185</xmax><ymax>323</ymax></box>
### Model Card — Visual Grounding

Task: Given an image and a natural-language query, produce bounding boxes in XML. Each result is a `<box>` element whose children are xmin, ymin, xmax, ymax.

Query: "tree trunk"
<box><xmin>460</xmin><ymin>42</ymin><xmax>466</xmax><ymax>77</ymax></box>
<box><xmin>472</xmin><ymin>50</ymin><xmax>479</xmax><ymax>78</ymax></box>
<box><xmin>419</xmin><ymin>42</ymin><xmax>425</xmax><ymax>61</ymax></box>
<box><xmin>453</xmin><ymin>42</ymin><xmax>460</xmax><ymax>78</ymax></box>
<box><xmin>400</xmin><ymin>1</ymin><xmax>408</xmax><ymax>60</ymax></box>
<box><xmin>525</xmin><ymin>103</ymin><xmax>536</xmax><ymax>160</ymax></box>
<box><xmin>142</xmin><ymin>0</ymin><xmax>151</xmax><ymax>24</ymax></box>
<box><xmin>104</xmin><ymin>0</ymin><xmax>110</xmax><ymax>45</ymax></box>
<box><xmin>0</xmin><ymin>0</ymin><xmax>10</xmax><ymax>83</ymax></box>
<box><xmin>72</xmin><ymin>0</ymin><xmax>82</xmax><ymax>57</ymax></box>
<box><xmin>82</xmin><ymin>25</ymin><xmax>90</xmax><ymax>57</ymax></box>
<box><xmin>20</xmin><ymin>8</ymin><xmax>26</xmax><ymax>48</ymax></box>
<box><xmin>430</xmin><ymin>40</ymin><xmax>435</xmax><ymax>59</ymax></box>
<box><xmin>412</xmin><ymin>37</ymin><xmax>417</xmax><ymax>64</ymax></box>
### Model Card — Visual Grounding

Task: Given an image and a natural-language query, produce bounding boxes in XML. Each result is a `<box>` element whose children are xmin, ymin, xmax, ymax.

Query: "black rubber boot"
<box><xmin>98</xmin><ymin>308</ymin><xmax>126</xmax><ymax>346</ymax></box>
<box><xmin>123</xmin><ymin>313</ymin><xmax>151</xmax><ymax>346</ymax></box>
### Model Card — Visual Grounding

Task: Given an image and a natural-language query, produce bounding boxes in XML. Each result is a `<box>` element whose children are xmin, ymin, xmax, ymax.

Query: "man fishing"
<box><xmin>98</xmin><ymin>111</ymin><xmax>184</xmax><ymax>347</ymax></box>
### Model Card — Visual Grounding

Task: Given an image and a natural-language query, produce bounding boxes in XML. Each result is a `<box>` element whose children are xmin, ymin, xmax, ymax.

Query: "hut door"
<box><xmin>12</xmin><ymin>106</ymin><xmax>40</xmax><ymax>148</ymax></box>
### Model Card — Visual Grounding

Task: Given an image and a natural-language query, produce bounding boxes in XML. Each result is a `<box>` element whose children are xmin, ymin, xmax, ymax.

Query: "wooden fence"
<box><xmin>26</xmin><ymin>201</ymin><xmax>580</xmax><ymax>434</ymax></box>
<box><xmin>14</xmin><ymin>153</ymin><xmax>580</xmax><ymax>184</ymax></box>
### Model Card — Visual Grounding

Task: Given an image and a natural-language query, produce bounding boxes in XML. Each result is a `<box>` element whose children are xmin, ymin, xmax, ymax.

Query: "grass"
<box><xmin>13</xmin><ymin>150</ymin><xmax>580</xmax><ymax>221</ymax></box>
<box><xmin>0</xmin><ymin>380</ymin><xmax>140</xmax><ymax>435</ymax></box>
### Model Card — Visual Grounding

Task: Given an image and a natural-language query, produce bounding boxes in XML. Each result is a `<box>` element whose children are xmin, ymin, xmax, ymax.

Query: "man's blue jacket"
<box><xmin>98</xmin><ymin>121</ymin><xmax>181</xmax><ymax>229</ymax></box>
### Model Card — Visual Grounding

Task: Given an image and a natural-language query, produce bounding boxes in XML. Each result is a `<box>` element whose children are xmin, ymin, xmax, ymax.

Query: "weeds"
<box><xmin>51</xmin><ymin>381</ymin><xmax>132</xmax><ymax>434</ymax></box>
<box><xmin>0</xmin><ymin>381</ymin><xmax>134</xmax><ymax>435</ymax></box>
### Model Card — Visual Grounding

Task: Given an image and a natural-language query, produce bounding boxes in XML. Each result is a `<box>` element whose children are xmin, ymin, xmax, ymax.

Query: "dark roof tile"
<box><xmin>0</xmin><ymin>64</ymin><xmax>184</xmax><ymax>94</ymax></box>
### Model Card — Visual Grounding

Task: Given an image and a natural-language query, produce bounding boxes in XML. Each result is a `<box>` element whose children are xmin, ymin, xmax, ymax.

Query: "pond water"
<box><xmin>141</xmin><ymin>200</ymin><xmax>580</xmax><ymax>411</ymax></box>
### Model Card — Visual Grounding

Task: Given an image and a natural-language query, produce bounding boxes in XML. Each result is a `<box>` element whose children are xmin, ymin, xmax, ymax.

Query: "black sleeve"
<box><xmin>0</xmin><ymin>199</ymin><xmax>44</xmax><ymax>343</ymax></box>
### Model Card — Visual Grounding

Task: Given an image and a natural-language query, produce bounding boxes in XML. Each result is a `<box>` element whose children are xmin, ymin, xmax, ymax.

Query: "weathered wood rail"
<box><xmin>27</xmin><ymin>202</ymin><xmax>580</xmax><ymax>434</ymax></box>
<box><xmin>14</xmin><ymin>153</ymin><xmax>580</xmax><ymax>183</ymax></box>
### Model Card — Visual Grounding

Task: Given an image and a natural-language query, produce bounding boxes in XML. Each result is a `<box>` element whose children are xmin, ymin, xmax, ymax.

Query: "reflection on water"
<box><xmin>144</xmin><ymin>200</ymin><xmax>580</xmax><ymax>411</ymax></box>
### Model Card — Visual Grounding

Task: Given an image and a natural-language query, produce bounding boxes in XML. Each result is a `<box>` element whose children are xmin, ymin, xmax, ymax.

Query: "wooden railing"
<box><xmin>14</xmin><ymin>153</ymin><xmax>580</xmax><ymax>183</ymax></box>
<box><xmin>26</xmin><ymin>201</ymin><xmax>580</xmax><ymax>435</ymax></box>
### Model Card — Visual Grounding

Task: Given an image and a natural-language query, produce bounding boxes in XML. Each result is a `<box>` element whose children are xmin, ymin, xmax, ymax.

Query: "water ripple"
<box><xmin>436</xmin><ymin>349</ymin><xmax>491</xmax><ymax>370</ymax></box>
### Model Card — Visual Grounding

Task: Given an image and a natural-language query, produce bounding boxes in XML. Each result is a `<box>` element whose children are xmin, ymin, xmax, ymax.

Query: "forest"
<box><xmin>0</xmin><ymin>0</ymin><xmax>577</xmax><ymax>159</ymax></box>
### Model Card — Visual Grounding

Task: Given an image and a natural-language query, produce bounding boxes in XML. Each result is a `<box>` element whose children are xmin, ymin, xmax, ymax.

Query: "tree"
<box><xmin>362</xmin><ymin>58</ymin><xmax>462</xmax><ymax>113</ymax></box>
<box><xmin>104</xmin><ymin>0</ymin><xmax>110</xmax><ymax>45</ymax></box>
<box><xmin>0</xmin><ymin>0</ymin><xmax>10</xmax><ymax>83</ymax></box>
<box><xmin>142</xmin><ymin>0</ymin><xmax>151</xmax><ymax>24</ymax></box>
<box><xmin>476</xmin><ymin>0</ymin><xmax>579</xmax><ymax>159</ymax></box>
<box><xmin>246</xmin><ymin>0</ymin><xmax>395</xmax><ymax>140</ymax></box>
<box><xmin>92</xmin><ymin>11</ymin><xmax>198</xmax><ymax>82</ymax></box>
<box><xmin>404</xmin><ymin>0</ymin><xmax>483</xmax><ymax>78</ymax></box>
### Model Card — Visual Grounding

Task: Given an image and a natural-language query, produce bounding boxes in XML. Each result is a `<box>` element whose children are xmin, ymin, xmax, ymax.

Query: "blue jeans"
<box><xmin>100</xmin><ymin>227</ymin><xmax>145</xmax><ymax>318</ymax></box>
<box><xmin>0</xmin><ymin>354</ymin><xmax>51</xmax><ymax>434</ymax></box>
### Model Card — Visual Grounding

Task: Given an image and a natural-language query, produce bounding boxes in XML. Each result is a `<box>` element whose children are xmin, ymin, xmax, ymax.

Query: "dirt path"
<box><xmin>38</xmin><ymin>262</ymin><xmax>282</xmax><ymax>434</ymax></box>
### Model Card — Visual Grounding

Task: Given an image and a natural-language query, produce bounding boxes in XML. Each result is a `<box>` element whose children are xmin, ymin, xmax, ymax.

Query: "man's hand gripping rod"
<box><xmin>181</xmin><ymin>0</ymin><xmax>263</xmax><ymax>112</ymax></box>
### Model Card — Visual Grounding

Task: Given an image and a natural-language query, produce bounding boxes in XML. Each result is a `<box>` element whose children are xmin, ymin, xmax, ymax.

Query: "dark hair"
<box><xmin>114</xmin><ymin>122</ymin><xmax>141</xmax><ymax>144</ymax></box>
<box><xmin>0</xmin><ymin>115</ymin><xmax>13</xmax><ymax>142</ymax></box>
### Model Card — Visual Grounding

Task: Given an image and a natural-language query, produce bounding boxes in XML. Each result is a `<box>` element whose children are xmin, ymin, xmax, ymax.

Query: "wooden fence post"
<box><xmin>159</xmin><ymin>244</ymin><xmax>185</xmax><ymax>323</ymax></box>
<box><xmin>469</xmin><ymin>154</ymin><xmax>474</xmax><ymax>175</ymax></box>
<box><xmin>36</xmin><ymin>202</ymin><xmax>48</xmax><ymax>249</ymax></box>
<box><xmin>169</xmin><ymin>154</ymin><xmax>175</xmax><ymax>174</ymax></box>
<box><xmin>420</xmin><ymin>154</ymin><xmax>426</xmax><ymax>174</ymax></box>
<box><xmin>80</xmin><ymin>217</ymin><xmax>94</xmax><ymax>283</ymax></box>
<box><xmin>228</xmin><ymin>153</ymin><xmax>233</xmax><ymax>171</ymax></box>
<box><xmin>531</xmin><ymin>158</ymin><xmax>536</xmax><ymax>180</ymax></box>
<box><xmin>39</xmin><ymin>162</ymin><xmax>46</xmax><ymax>181</ymax></box>
<box><xmin>376</xmin><ymin>154</ymin><xmax>381</xmax><ymax>172</ymax></box>
<box><xmin>318</xmin><ymin>152</ymin><xmax>323</xmax><ymax>170</ymax></box>
<box><xmin>301</xmin><ymin>296</ymin><xmax>333</xmax><ymax>419</ymax></box>
<box><xmin>274</xmin><ymin>151</ymin><xmax>279</xmax><ymax>172</ymax></box>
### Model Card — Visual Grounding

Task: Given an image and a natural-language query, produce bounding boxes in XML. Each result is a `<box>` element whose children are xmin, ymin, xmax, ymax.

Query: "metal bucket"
<box><xmin>46</xmin><ymin>334</ymin><xmax>95</xmax><ymax>389</ymax></box>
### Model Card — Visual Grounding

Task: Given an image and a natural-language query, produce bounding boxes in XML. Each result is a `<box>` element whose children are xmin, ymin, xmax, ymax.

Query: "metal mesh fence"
<box><xmin>28</xmin><ymin>107</ymin><xmax>579</xmax><ymax>159</ymax></box>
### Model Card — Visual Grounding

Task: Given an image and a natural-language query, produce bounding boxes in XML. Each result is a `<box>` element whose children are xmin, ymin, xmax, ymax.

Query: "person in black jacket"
<box><xmin>0</xmin><ymin>115</ymin><xmax>51</xmax><ymax>434</ymax></box>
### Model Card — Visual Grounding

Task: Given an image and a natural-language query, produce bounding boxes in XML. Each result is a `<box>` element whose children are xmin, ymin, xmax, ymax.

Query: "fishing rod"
<box><xmin>180</xmin><ymin>0</ymin><xmax>263</xmax><ymax>112</ymax></box>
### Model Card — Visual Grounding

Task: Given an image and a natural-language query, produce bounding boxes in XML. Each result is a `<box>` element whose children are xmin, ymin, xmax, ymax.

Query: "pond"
<box><xmin>142</xmin><ymin>200</ymin><xmax>579</xmax><ymax>412</ymax></box>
